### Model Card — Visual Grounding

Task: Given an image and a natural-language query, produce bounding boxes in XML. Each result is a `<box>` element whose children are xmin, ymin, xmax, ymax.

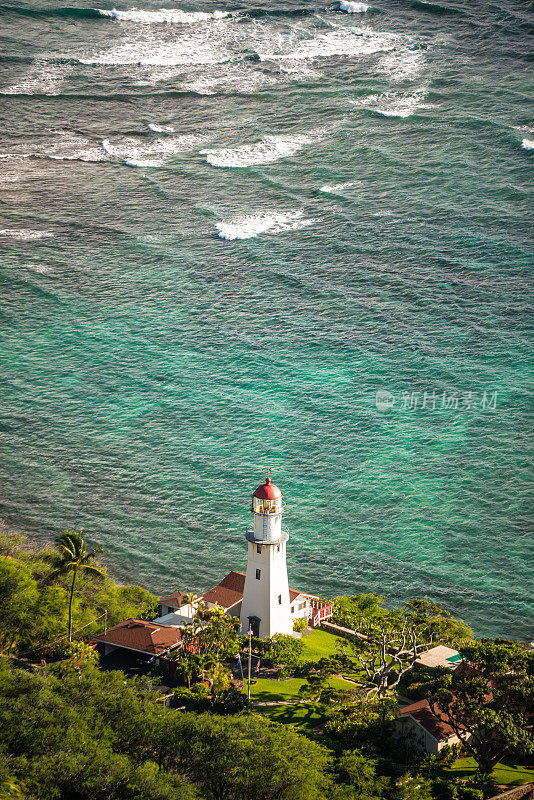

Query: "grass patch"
<box><xmin>251</xmin><ymin>675</ymin><xmax>355</xmax><ymax>702</ymax></box>
<box><xmin>445</xmin><ymin>758</ymin><xmax>534</xmax><ymax>787</ymax></box>
<box><xmin>260</xmin><ymin>702</ymin><xmax>328</xmax><ymax>733</ymax></box>
<box><xmin>300</xmin><ymin>628</ymin><xmax>344</xmax><ymax>662</ymax></box>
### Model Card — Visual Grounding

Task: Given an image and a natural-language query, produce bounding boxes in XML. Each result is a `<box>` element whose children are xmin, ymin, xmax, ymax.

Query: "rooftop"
<box><xmin>400</xmin><ymin>699</ymin><xmax>457</xmax><ymax>742</ymax></box>
<box><xmin>93</xmin><ymin>619</ymin><xmax>182</xmax><ymax>656</ymax></box>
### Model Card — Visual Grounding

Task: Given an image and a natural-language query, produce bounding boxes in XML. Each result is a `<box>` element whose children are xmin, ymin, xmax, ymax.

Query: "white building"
<box><xmin>144</xmin><ymin>472</ymin><xmax>332</xmax><ymax>639</ymax></box>
<box><xmin>239</xmin><ymin>473</ymin><xmax>293</xmax><ymax>639</ymax></box>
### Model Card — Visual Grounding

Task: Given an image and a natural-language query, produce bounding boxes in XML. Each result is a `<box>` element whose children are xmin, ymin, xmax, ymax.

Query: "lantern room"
<box><xmin>252</xmin><ymin>473</ymin><xmax>283</xmax><ymax>515</ymax></box>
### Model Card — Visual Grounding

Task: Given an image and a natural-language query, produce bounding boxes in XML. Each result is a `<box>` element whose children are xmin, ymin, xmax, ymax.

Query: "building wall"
<box><xmin>240</xmin><ymin>539</ymin><xmax>292</xmax><ymax>638</ymax></box>
<box><xmin>395</xmin><ymin>716</ymin><xmax>461</xmax><ymax>756</ymax></box>
<box><xmin>290</xmin><ymin>597</ymin><xmax>310</xmax><ymax>620</ymax></box>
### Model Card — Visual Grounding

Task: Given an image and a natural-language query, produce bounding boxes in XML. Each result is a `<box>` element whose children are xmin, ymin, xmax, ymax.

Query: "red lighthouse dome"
<box><xmin>253</xmin><ymin>474</ymin><xmax>282</xmax><ymax>501</ymax></box>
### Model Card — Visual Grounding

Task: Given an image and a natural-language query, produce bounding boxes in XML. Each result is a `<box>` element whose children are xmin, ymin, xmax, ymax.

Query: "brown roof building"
<box><xmin>93</xmin><ymin>619</ymin><xmax>182</xmax><ymax>658</ymax></box>
<box><xmin>397</xmin><ymin>698</ymin><xmax>467</xmax><ymax>755</ymax></box>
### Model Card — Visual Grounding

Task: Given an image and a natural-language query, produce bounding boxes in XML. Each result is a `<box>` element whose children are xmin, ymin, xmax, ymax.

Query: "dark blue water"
<box><xmin>0</xmin><ymin>0</ymin><xmax>532</xmax><ymax>639</ymax></box>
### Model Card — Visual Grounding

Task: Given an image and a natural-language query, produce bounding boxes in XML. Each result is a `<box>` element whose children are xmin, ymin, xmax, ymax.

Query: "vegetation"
<box><xmin>429</xmin><ymin>639</ymin><xmax>534</xmax><ymax>775</ymax></box>
<box><xmin>0</xmin><ymin>530</ymin><xmax>156</xmax><ymax>658</ymax></box>
<box><xmin>0</xmin><ymin>529</ymin><xmax>532</xmax><ymax>800</ymax></box>
<box><xmin>45</xmin><ymin>530</ymin><xmax>105</xmax><ymax>641</ymax></box>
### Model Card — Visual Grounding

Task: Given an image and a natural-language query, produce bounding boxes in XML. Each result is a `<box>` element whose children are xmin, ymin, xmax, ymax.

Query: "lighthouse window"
<box><xmin>277</xmin><ymin>544</ymin><xmax>280</xmax><ymax>552</ymax></box>
<box><xmin>255</xmin><ymin>569</ymin><xmax>261</xmax><ymax>580</ymax></box>
<box><xmin>256</xmin><ymin>545</ymin><xmax>262</xmax><ymax>554</ymax></box>
<box><xmin>291</xmin><ymin>606</ymin><xmax>294</xmax><ymax>614</ymax></box>
<box><xmin>278</xmin><ymin>594</ymin><xmax>282</xmax><ymax>605</ymax></box>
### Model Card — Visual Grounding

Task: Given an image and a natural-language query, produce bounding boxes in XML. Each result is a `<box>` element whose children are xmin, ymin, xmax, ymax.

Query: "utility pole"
<box><xmin>104</xmin><ymin>609</ymin><xmax>108</xmax><ymax>634</ymax></box>
<box><xmin>247</xmin><ymin>628</ymin><xmax>252</xmax><ymax>702</ymax></box>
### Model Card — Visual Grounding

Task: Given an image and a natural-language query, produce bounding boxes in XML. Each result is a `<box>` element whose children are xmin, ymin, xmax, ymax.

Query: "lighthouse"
<box><xmin>239</xmin><ymin>471</ymin><xmax>293</xmax><ymax>639</ymax></box>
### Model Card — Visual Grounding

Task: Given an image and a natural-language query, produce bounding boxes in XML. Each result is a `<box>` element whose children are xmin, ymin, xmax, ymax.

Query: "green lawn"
<box><xmin>300</xmin><ymin>628</ymin><xmax>344</xmax><ymax>662</ymax></box>
<box><xmin>445</xmin><ymin>758</ymin><xmax>534</xmax><ymax>787</ymax></box>
<box><xmin>300</xmin><ymin>628</ymin><xmax>367</xmax><ymax>681</ymax></box>
<box><xmin>251</xmin><ymin>675</ymin><xmax>356</xmax><ymax>702</ymax></box>
<box><xmin>259</xmin><ymin>702</ymin><xmax>328</xmax><ymax>733</ymax></box>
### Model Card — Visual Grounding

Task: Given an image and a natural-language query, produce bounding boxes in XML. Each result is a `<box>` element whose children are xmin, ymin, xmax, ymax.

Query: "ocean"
<box><xmin>0</xmin><ymin>0</ymin><xmax>532</xmax><ymax>639</ymax></box>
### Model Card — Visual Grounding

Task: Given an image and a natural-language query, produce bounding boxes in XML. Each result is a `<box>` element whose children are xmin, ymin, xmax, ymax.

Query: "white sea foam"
<box><xmin>320</xmin><ymin>181</ymin><xmax>356</xmax><ymax>193</ymax></box>
<box><xmin>148</xmin><ymin>123</ymin><xmax>175</xmax><ymax>133</ymax></box>
<box><xmin>97</xmin><ymin>7</ymin><xmax>229</xmax><ymax>24</ymax></box>
<box><xmin>0</xmin><ymin>229</ymin><xmax>53</xmax><ymax>240</ymax></box>
<box><xmin>182</xmin><ymin>67</ymin><xmax>280</xmax><ymax>95</ymax></box>
<box><xmin>350</xmin><ymin>90</ymin><xmax>432</xmax><ymax>117</ymax></box>
<box><xmin>376</xmin><ymin>48</ymin><xmax>424</xmax><ymax>80</ymax></box>
<box><xmin>0</xmin><ymin>133</ymin><xmax>106</xmax><ymax>163</ymax></box>
<box><xmin>521</xmin><ymin>138</ymin><xmax>534</xmax><ymax>150</ymax></box>
<box><xmin>340</xmin><ymin>1</ymin><xmax>369</xmax><ymax>12</ymax></box>
<box><xmin>0</xmin><ymin>64</ymin><xmax>68</xmax><ymax>96</ymax></box>
<box><xmin>102</xmin><ymin>134</ymin><xmax>201</xmax><ymax>166</ymax></box>
<box><xmin>259</xmin><ymin>28</ymin><xmax>397</xmax><ymax>62</ymax></box>
<box><xmin>202</xmin><ymin>130</ymin><xmax>326</xmax><ymax>168</ymax></box>
<box><xmin>80</xmin><ymin>28</ymin><xmax>232</xmax><ymax>66</ymax></box>
<box><xmin>216</xmin><ymin>210</ymin><xmax>314</xmax><ymax>240</ymax></box>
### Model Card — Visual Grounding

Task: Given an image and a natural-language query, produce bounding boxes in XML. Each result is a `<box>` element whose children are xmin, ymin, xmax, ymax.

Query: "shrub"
<box><xmin>293</xmin><ymin>617</ymin><xmax>308</xmax><ymax>632</ymax></box>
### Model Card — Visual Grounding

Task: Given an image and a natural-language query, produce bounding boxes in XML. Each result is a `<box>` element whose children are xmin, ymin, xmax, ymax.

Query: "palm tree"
<box><xmin>47</xmin><ymin>530</ymin><xmax>104</xmax><ymax>641</ymax></box>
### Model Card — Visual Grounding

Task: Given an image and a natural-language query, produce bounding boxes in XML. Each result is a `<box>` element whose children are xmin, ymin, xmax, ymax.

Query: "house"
<box><xmin>396</xmin><ymin>698</ymin><xmax>465</xmax><ymax>755</ymax></box>
<box><xmin>93</xmin><ymin>618</ymin><xmax>182</xmax><ymax>660</ymax></box>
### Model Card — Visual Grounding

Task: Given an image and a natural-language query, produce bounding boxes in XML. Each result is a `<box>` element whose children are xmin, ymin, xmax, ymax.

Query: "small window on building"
<box><xmin>277</xmin><ymin>544</ymin><xmax>280</xmax><ymax>552</ymax></box>
<box><xmin>291</xmin><ymin>606</ymin><xmax>294</xmax><ymax>614</ymax></box>
<box><xmin>298</xmin><ymin>601</ymin><xmax>306</xmax><ymax>610</ymax></box>
<box><xmin>278</xmin><ymin>594</ymin><xmax>282</xmax><ymax>605</ymax></box>
<box><xmin>256</xmin><ymin>544</ymin><xmax>262</xmax><ymax>554</ymax></box>
<box><xmin>256</xmin><ymin>569</ymin><xmax>261</xmax><ymax>580</ymax></box>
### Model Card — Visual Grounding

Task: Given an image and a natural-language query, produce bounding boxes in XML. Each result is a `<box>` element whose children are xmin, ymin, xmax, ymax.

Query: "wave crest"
<box><xmin>216</xmin><ymin>210</ymin><xmax>314</xmax><ymax>240</ymax></box>
<box><xmin>350</xmin><ymin>90</ymin><xmax>431</xmax><ymax>117</ymax></box>
<box><xmin>202</xmin><ymin>133</ymin><xmax>314</xmax><ymax>168</ymax></box>
<box><xmin>340</xmin><ymin>2</ymin><xmax>369</xmax><ymax>12</ymax></box>
<box><xmin>521</xmin><ymin>138</ymin><xmax>534</xmax><ymax>150</ymax></box>
<box><xmin>0</xmin><ymin>229</ymin><xmax>53</xmax><ymax>240</ymax></box>
<box><xmin>97</xmin><ymin>7</ymin><xmax>229</xmax><ymax>24</ymax></box>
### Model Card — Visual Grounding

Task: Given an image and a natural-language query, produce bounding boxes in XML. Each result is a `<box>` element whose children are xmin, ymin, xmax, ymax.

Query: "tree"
<box><xmin>392</xmin><ymin>774</ymin><xmax>433</xmax><ymax>800</ymax></box>
<box><xmin>340</xmin><ymin>615</ymin><xmax>433</xmax><ymax>699</ymax></box>
<box><xmin>46</xmin><ymin>530</ymin><xmax>104</xmax><ymax>641</ymax></box>
<box><xmin>336</xmin><ymin>749</ymin><xmax>389</xmax><ymax>799</ymax></box>
<box><xmin>0</xmin><ymin>557</ymin><xmax>39</xmax><ymax>655</ymax></box>
<box><xmin>429</xmin><ymin>639</ymin><xmax>534</xmax><ymax>775</ymax></box>
<box><xmin>260</xmin><ymin>633</ymin><xmax>304</xmax><ymax>672</ymax></box>
<box><xmin>403</xmin><ymin>598</ymin><xmax>472</xmax><ymax>646</ymax></box>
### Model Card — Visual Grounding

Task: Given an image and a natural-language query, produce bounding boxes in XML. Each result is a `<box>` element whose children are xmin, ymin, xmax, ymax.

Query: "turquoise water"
<box><xmin>0</xmin><ymin>0</ymin><xmax>532</xmax><ymax>638</ymax></box>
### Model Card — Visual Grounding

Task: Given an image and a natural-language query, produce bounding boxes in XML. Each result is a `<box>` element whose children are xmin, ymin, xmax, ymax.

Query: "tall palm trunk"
<box><xmin>68</xmin><ymin>568</ymin><xmax>77</xmax><ymax>642</ymax></box>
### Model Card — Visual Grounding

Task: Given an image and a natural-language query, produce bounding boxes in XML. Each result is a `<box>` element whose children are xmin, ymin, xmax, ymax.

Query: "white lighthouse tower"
<box><xmin>240</xmin><ymin>471</ymin><xmax>293</xmax><ymax>639</ymax></box>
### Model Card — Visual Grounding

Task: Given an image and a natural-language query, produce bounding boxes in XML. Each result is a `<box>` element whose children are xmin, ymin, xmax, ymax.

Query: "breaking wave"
<box><xmin>350</xmin><ymin>90</ymin><xmax>432</xmax><ymax>117</ymax></box>
<box><xmin>0</xmin><ymin>132</ymin><xmax>107</xmax><ymax>162</ymax></box>
<box><xmin>0</xmin><ymin>229</ymin><xmax>54</xmax><ymax>240</ymax></box>
<box><xmin>202</xmin><ymin>133</ymin><xmax>316</xmax><ymax>167</ymax></box>
<box><xmin>258</xmin><ymin>28</ymin><xmax>398</xmax><ymax>62</ymax></box>
<box><xmin>102</xmin><ymin>134</ymin><xmax>201</xmax><ymax>166</ymax></box>
<box><xmin>216</xmin><ymin>210</ymin><xmax>314</xmax><ymax>240</ymax></box>
<box><xmin>97</xmin><ymin>7</ymin><xmax>229</xmax><ymax>24</ymax></box>
<box><xmin>148</xmin><ymin>123</ymin><xmax>175</xmax><ymax>133</ymax></box>
<box><xmin>320</xmin><ymin>181</ymin><xmax>356</xmax><ymax>193</ymax></box>
<box><xmin>377</xmin><ymin>49</ymin><xmax>425</xmax><ymax>80</ymax></box>
<box><xmin>340</xmin><ymin>2</ymin><xmax>369</xmax><ymax>12</ymax></box>
<box><xmin>521</xmin><ymin>138</ymin><xmax>534</xmax><ymax>150</ymax></box>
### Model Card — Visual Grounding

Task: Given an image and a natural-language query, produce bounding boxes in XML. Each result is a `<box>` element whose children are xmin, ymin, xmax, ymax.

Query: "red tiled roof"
<box><xmin>159</xmin><ymin>589</ymin><xmax>188</xmax><ymax>608</ymax></box>
<box><xmin>201</xmin><ymin>571</ymin><xmax>315</xmax><ymax>610</ymax></box>
<box><xmin>93</xmin><ymin>619</ymin><xmax>182</xmax><ymax>656</ymax></box>
<box><xmin>401</xmin><ymin>699</ymin><xmax>456</xmax><ymax>741</ymax></box>
<box><xmin>202</xmin><ymin>571</ymin><xmax>246</xmax><ymax>609</ymax></box>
